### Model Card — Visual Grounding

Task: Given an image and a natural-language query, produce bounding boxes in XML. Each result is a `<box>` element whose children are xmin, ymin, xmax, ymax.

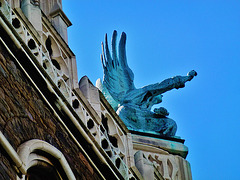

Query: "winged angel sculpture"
<box><xmin>96</xmin><ymin>31</ymin><xmax>197</xmax><ymax>137</ymax></box>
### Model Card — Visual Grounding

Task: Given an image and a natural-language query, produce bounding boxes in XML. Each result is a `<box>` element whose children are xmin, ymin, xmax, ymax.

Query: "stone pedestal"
<box><xmin>131</xmin><ymin>133</ymin><xmax>192</xmax><ymax>180</ymax></box>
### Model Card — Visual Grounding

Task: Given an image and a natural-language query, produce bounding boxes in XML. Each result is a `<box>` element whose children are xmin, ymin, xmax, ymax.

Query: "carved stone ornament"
<box><xmin>96</xmin><ymin>31</ymin><xmax>197</xmax><ymax>137</ymax></box>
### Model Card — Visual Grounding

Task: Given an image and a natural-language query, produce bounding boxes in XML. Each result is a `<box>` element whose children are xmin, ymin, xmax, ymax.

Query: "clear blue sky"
<box><xmin>63</xmin><ymin>1</ymin><xmax>240</xmax><ymax>179</ymax></box>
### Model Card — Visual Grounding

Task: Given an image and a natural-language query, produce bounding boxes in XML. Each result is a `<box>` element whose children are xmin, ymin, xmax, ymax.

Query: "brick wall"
<box><xmin>0</xmin><ymin>39</ymin><xmax>101</xmax><ymax>179</ymax></box>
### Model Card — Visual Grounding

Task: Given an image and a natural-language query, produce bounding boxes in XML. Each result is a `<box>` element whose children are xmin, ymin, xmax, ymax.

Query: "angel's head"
<box><xmin>144</xmin><ymin>94</ymin><xmax>163</xmax><ymax>110</ymax></box>
<box><xmin>152</xmin><ymin>94</ymin><xmax>163</xmax><ymax>105</ymax></box>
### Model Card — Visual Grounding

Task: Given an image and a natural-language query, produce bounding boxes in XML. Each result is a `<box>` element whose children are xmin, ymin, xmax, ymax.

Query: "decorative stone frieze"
<box><xmin>132</xmin><ymin>134</ymin><xmax>192</xmax><ymax>180</ymax></box>
<box><xmin>79</xmin><ymin>76</ymin><xmax>133</xmax><ymax>179</ymax></box>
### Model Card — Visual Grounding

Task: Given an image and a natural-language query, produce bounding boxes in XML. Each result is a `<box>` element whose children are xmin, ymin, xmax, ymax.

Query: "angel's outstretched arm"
<box><xmin>143</xmin><ymin>70</ymin><xmax>197</xmax><ymax>96</ymax></box>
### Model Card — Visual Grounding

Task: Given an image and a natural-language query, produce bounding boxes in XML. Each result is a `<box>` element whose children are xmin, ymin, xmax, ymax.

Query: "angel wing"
<box><xmin>97</xmin><ymin>31</ymin><xmax>136</xmax><ymax>110</ymax></box>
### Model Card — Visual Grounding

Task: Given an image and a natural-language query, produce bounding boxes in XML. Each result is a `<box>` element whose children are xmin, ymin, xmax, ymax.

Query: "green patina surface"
<box><xmin>97</xmin><ymin>31</ymin><xmax>197</xmax><ymax>137</ymax></box>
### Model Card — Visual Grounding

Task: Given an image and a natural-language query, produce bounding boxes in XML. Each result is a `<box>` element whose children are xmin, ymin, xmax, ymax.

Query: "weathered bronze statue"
<box><xmin>96</xmin><ymin>31</ymin><xmax>197</xmax><ymax>137</ymax></box>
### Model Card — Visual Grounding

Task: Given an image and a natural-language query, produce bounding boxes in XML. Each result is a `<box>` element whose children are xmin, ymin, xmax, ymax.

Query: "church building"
<box><xmin>0</xmin><ymin>0</ymin><xmax>192</xmax><ymax>179</ymax></box>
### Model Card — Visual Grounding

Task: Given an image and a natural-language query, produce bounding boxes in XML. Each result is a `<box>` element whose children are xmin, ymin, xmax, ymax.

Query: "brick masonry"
<box><xmin>0</xmin><ymin>40</ymin><xmax>101</xmax><ymax>179</ymax></box>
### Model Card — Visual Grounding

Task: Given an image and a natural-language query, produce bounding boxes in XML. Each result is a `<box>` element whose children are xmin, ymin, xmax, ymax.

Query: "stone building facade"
<box><xmin>0</xmin><ymin>0</ymin><xmax>192</xmax><ymax>179</ymax></box>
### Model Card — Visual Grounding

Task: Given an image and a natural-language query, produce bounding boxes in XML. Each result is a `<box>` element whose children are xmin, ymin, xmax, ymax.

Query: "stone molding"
<box><xmin>17</xmin><ymin>139</ymin><xmax>76</xmax><ymax>180</ymax></box>
<box><xmin>132</xmin><ymin>134</ymin><xmax>188</xmax><ymax>158</ymax></box>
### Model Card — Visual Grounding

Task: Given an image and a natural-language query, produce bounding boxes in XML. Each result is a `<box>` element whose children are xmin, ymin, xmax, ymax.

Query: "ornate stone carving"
<box><xmin>136</xmin><ymin>150</ymin><xmax>192</xmax><ymax>180</ymax></box>
<box><xmin>97</xmin><ymin>31</ymin><xmax>197</xmax><ymax>137</ymax></box>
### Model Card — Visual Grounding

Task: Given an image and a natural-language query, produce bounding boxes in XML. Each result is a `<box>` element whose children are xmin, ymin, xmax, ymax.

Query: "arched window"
<box><xmin>26</xmin><ymin>161</ymin><xmax>61</xmax><ymax>180</ymax></box>
<box><xmin>17</xmin><ymin>139</ymin><xmax>75</xmax><ymax>180</ymax></box>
